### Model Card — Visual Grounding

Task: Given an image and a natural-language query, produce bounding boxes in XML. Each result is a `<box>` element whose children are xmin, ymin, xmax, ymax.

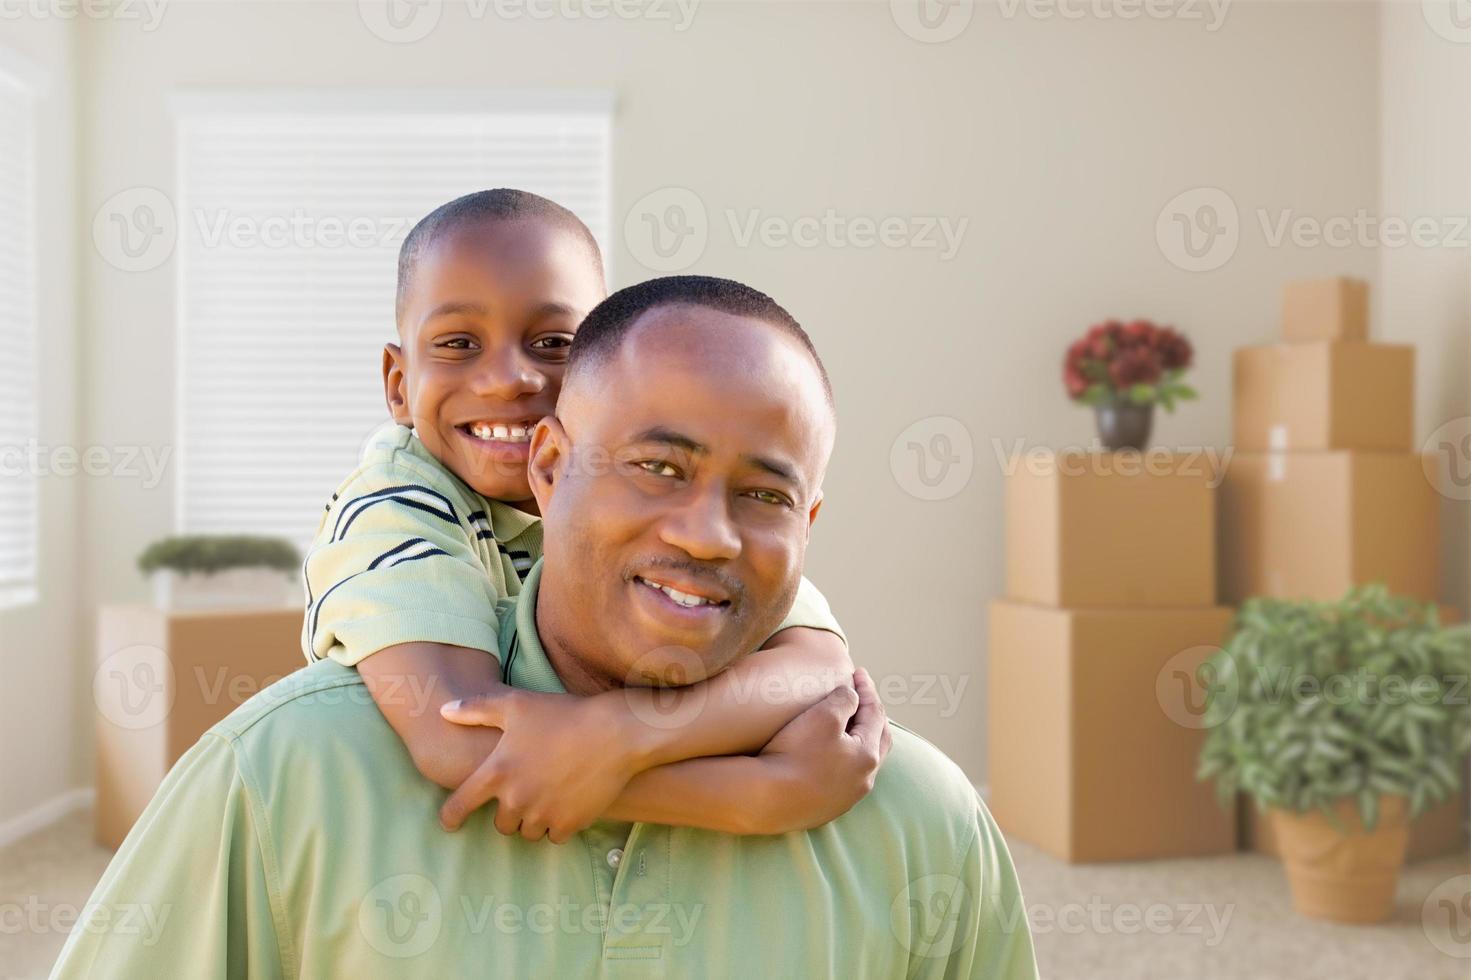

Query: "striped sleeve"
<box><xmin>301</xmin><ymin>467</ymin><xmax>502</xmax><ymax>667</ymax></box>
<box><xmin>771</xmin><ymin>575</ymin><xmax>847</xmax><ymax>646</ymax></box>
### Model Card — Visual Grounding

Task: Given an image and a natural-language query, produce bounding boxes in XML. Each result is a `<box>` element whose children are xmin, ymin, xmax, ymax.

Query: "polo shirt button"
<box><xmin>606</xmin><ymin>848</ymin><xmax>623</xmax><ymax>869</ymax></box>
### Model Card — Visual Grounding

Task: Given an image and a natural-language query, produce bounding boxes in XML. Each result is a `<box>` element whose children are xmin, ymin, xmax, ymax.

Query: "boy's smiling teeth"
<box><xmin>465</xmin><ymin>421</ymin><xmax>533</xmax><ymax>443</ymax></box>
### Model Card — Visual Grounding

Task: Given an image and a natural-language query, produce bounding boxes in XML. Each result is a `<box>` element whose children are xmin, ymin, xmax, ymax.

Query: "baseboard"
<box><xmin>0</xmin><ymin>787</ymin><xmax>94</xmax><ymax>850</ymax></box>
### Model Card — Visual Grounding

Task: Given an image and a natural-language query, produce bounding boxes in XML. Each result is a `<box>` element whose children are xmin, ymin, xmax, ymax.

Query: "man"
<box><xmin>51</xmin><ymin>276</ymin><xmax>1038</xmax><ymax>978</ymax></box>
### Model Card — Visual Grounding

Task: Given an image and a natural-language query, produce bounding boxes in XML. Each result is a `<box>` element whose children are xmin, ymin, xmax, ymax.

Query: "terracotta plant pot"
<box><xmin>1093</xmin><ymin>402</ymin><xmax>1154</xmax><ymax>451</ymax></box>
<box><xmin>1268</xmin><ymin>795</ymin><xmax>1410</xmax><ymax>924</ymax></box>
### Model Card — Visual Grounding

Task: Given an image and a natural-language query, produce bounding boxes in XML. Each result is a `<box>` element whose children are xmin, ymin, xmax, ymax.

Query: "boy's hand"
<box><xmin>437</xmin><ymin>689</ymin><xmax>642</xmax><ymax>842</ymax></box>
<box><xmin>750</xmin><ymin>668</ymin><xmax>892</xmax><ymax>834</ymax></box>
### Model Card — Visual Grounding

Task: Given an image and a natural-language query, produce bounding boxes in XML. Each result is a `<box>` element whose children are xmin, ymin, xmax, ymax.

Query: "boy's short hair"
<box><xmin>564</xmin><ymin>275</ymin><xmax>833</xmax><ymax>407</ymax></box>
<box><xmin>396</xmin><ymin>189</ymin><xmax>603</xmax><ymax>323</ymax></box>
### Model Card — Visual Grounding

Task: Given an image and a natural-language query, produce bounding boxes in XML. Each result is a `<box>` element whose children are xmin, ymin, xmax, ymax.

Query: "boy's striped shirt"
<box><xmin>300</xmin><ymin>424</ymin><xmax>542</xmax><ymax>666</ymax></box>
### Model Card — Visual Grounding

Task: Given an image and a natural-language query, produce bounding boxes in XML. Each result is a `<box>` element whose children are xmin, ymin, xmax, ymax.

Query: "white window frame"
<box><xmin>0</xmin><ymin>48</ymin><xmax>43</xmax><ymax>611</ymax></box>
<box><xmin>170</xmin><ymin>91</ymin><xmax>614</xmax><ymax>550</ymax></box>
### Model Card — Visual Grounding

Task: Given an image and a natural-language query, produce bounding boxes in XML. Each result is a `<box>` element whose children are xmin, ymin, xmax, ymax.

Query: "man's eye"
<box><xmin>746</xmin><ymin>489</ymin><xmax>792</xmax><ymax>508</ymax></box>
<box><xmin>637</xmin><ymin>460</ymin><xmax>680</xmax><ymax>478</ymax></box>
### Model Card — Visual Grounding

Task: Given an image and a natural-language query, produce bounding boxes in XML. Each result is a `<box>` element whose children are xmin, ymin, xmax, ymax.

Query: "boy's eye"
<box><xmin>529</xmin><ymin>334</ymin><xmax>574</xmax><ymax>358</ymax></box>
<box><xmin>436</xmin><ymin>337</ymin><xmax>478</xmax><ymax>351</ymax></box>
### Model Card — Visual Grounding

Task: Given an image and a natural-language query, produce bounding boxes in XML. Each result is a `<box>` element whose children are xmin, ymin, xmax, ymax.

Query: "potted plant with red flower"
<box><xmin>1063</xmin><ymin>319</ymin><xmax>1197</xmax><ymax>450</ymax></box>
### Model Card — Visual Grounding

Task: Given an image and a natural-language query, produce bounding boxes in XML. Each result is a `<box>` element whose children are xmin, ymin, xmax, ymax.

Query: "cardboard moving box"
<box><xmin>1233</xmin><ymin>343</ymin><xmax>1413</xmax><ymax>452</ymax></box>
<box><xmin>95</xmin><ymin>606</ymin><xmax>304</xmax><ymax>849</ymax></box>
<box><xmin>1004</xmin><ymin>451</ymin><xmax>1215</xmax><ymax>608</ymax></box>
<box><xmin>988</xmin><ymin>600</ymin><xmax>1237</xmax><ymax>862</ymax></box>
<box><xmin>1282</xmin><ymin>277</ymin><xmax>1369</xmax><ymax>343</ymax></box>
<box><xmin>1217</xmin><ymin>451</ymin><xmax>1439</xmax><ymax>605</ymax></box>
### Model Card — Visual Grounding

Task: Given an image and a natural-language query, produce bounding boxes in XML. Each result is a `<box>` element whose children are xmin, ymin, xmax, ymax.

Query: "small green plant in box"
<box><xmin>138</xmin><ymin>535</ymin><xmax>301</xmax><ymax>576</ymax></box>
<box><xmin>138</xmin><ymin>535</ymin><xmax>301</xmax><ymax>610</ymax></box>
<box><xmin>1196</xmin><ymin>585</ymin><xmax>1471</xmax><ymax>923</ymax></box>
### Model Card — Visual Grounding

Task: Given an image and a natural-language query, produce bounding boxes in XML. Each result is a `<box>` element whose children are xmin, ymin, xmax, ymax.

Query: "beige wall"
<box><xmin>1379</xmin><ymin>0</ymin><xmax>1471</xmax><ymax>805</ymax></box>
<box><xmin>68</xmin><ymin>0</ymin><xmax>1391</xmax><ymax>789</ymax></box>
<box><xmin>1379</xmin><ymin>1</ymin><xmax>1471</xmax><ymax>615</ymax></box>
<box><xmin>0</xmin><ymin>16</ymin><xmax>79</xmax><ymax>829</ymax></box>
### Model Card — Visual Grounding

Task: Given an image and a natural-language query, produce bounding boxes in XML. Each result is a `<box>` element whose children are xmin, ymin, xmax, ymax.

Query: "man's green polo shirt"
<box><xmin>51</xmin><ymin>562</ymin><xmax>1037</xmax><ymax>979</ymax></box>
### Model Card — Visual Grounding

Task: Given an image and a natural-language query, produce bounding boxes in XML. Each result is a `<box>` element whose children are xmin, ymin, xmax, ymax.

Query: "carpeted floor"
<box><xmin>1005</xmin><ymin>838</ymin><xmax>1470</xmax><ymax>979</ymax></box>
<box><xmin>2</xmin><ymin>810</ymin><xmax>1467</xmax><ymax>979</ymax></box>
<box><xmin>0</xmin><ymin>811</ymin><xmax>114</xmax><ymax>980</ymax></box>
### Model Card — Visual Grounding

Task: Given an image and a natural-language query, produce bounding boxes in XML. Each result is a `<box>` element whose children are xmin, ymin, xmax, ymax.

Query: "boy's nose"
<box><xmin>471</xmin><ymin>349</ymin><xmax>547</xmax><ymax>400</ymax></box>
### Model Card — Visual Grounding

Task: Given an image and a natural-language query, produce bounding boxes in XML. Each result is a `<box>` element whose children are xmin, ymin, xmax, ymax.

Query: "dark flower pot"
<box><xmin>1094</xmin><ymin>401</ymin><xmax>1154</xmax><ymax>451</ymax></box>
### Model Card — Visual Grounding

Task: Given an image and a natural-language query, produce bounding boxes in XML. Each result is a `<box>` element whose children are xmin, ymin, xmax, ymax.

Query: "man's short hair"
<box><xmin>395</xmin><ymin>189</ymin><xmax>603</xmax><ymax>323</ymax></box>
<box><xmin>564</xmin><ymin>275</ymin><xmax>833</xmax><ymax>406</ymax></box>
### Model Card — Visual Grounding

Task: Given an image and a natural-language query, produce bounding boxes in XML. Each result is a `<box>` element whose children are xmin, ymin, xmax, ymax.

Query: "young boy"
<box><xmin>301</xmin><ymin>189</ymin><xmax>873</xmax><ymax>843</ymax></box>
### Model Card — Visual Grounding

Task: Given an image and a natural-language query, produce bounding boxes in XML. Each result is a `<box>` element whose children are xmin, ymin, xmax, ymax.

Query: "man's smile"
<box><xmin>627</xmin><ymin>571</ymin><xmax>735</xmax><ymax>634</ymax></box>
<box><xmin>633</xmin><ymin>573</ymin><xmax>732</xmax><ymax>609</ymax></box>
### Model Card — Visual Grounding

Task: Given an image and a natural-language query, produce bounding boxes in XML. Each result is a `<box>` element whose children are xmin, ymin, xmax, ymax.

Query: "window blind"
<box><xmin>175</xmin><ymin>95</ymin><xmax>612</xmax><ymax>551</ymax></box>
<box><xmin>0</xmin><ymin>64</ymin><xmax>38</xmax><ymax>608</ymax></box>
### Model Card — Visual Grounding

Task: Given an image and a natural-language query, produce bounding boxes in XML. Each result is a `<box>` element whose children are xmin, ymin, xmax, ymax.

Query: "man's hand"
<box><xmin>437</xmin><ymin>688</ymin><xmax>641</xmax><ymax>842</ymax></box>
<box><xmin>749</xmin><ymin>667</ymin><xmax>892</xmax><ymax>834</ymax></box>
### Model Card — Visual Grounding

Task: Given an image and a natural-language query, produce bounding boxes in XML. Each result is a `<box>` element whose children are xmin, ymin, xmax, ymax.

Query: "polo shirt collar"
<box><xmin>488</xmin><ymin>498</ymin><xmax>544</xmax><ymax>551</ymax></box>
<box><xmin>503</xmin><ymin>559</ymin><xmax>567</xmax><ymax>695</ymax></box>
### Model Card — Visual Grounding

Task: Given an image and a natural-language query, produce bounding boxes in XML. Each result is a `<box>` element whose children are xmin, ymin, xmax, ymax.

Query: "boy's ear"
<box><xmin>382</xmin><ymin>344</ymin><xmax>412</xmax><ymax>427</ymax></box>
<box><xmin>527</xmin><ymin>416</ymin><xmax>569</xmax><ymax>514</ymax></box>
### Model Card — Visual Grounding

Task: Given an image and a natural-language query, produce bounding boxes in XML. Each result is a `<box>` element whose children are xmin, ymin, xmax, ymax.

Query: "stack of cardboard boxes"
<box><xmin>1219</xmin><ymin>276</ymin><xmax>1466</xmax><ymax>861</ymax></box>
<box><xmin>988</xmin><ymin>452</ymin><xmax>1237</xmax><ymax>862</ymax></box>
<box><xmin>95</xmin><ymin>606</ymin><xmax>303</xmax><ymax>848</ymax></box>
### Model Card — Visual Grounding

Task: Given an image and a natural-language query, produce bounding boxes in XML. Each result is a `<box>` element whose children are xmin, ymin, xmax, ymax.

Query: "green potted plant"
<box><xmin>1197</xmin><ymin>586</ymin><xmax>1471</xmax><ymax>923</ymax></box>
<box><xmin>138</xmin><ymin>535</ymin><xmax>301</xmax><ymax>611</ymax></box>
<box><xmin>1063</xmin><ymin>319</ymin><xmax>1197</xmax><ymax>450</ymax></box>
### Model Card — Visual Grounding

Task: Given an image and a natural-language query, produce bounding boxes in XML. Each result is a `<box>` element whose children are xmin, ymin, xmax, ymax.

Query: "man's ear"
<box><xmin>528</xmin><ymin>416</ymin><xmax>569</xmax><ymax>515</ymax></box>
<box><xmin>805</xmin><ymin>489</ymin><xmax>823</xmax><ymax>537</ymax></box>
<box><xmin>382</xmin><ymin>343</ymin><xmax>412</xmax><ymax>427</ymax></box>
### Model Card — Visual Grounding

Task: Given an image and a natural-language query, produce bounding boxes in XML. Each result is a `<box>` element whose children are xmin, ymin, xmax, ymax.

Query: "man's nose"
<box><xmin>470</xmin><ymin>347</ymin><xmax>546</xmax><ymax>400</ymax></box>
<box><xmin>657</xmin><ymin>486</ymin><xmax>742</xmax><ymax>563</ymax></box>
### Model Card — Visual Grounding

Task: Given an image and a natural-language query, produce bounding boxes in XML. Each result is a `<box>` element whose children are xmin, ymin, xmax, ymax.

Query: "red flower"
<box><xmin>1064</xmin><ymin>365</ymin><xmax>1088</xmax><ymax>398</ymax></box>
<box><xmin>1086</xmin><ymin>320</ymin><xmax>1121</xmax><ymax>359</ymax></box>
<box><xmin>1064</xmin><ymin>317</ymin><xmax>1192</xmax><ymax>401</ymax></box>
<box><xmin>1155</xmin><ymin>326</ymin><xmax>1193</xmax><ymax>371</ymax></box>
<box><xmin>1062</xmin><ymin>341</ymin><xmax>1091</xmax><ymax>398</ymax></box>
<box><xmin>1109</xmin><ymin>346</ymin><xmax>1162</xmax><ymax>387</ymax></box>
<box><xmin>1119</xmin><ymin>319</ymin><xmax>1155</xmax><ymax>347</ymax></box>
